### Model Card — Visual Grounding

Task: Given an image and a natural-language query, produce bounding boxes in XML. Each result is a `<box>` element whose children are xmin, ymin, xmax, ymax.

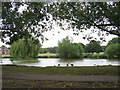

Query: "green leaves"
<box><xmin>105</xmin><ymin>43</ymin><xmax>120</xmax><ymax>59</ymax></box>
<box><xmin>57</xmin><ymin>36</ymin><xmax>83</xmax><ymax>59</ymax></box>
<box><xmin>10</xmin><ymin>37</ymin><xmax>41</xmax><ymax>58</ymax></box>
<box><xmin>107</xmin><ymin>37</ymin><xmax>120</xmax><ymax>46</ymax></box>
<box><xmin>49</xmin><ymin>2</ymin><xmax>120</xmax><ymax>37</ymax></box>
<box><xmin>2</xmin><ymin>2</ymin><xmax>50</xmax><ymax>45</ymax></box>
<box><xmin>2</xmin><ymin>2</ymin><xmax>120</xmax><ymax>46</ymax></box>
<box><xmin>85</xmin><ymin>40</ymin><xmax>102</xmax><ymax>54</ymax></box>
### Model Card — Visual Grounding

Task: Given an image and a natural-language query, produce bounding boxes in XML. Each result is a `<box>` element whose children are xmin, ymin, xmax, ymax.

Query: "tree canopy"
<box><xmin>107</xmin><ymin>37</ymin><xmax>120</xmax><ymax>46</ymax></box>
<box><xmin>85</xmin><ymin>40</ymin><xmax>102</xmax><ymax>54</ymax></box>
<box><xmin>105</xmin><ymin>43</ymin><xmax>120</xmax><ymax>59</ymax></box>
<box><xmin>1</xmin><ymin>2</ymin><xmax>120</xmax><ymax>45</ymax></box>
<box><xmin>1</xmin><ymin>2</ymin><xmax>51</xmax><ymax>44</ymax></box>
<box><xmin>10</xmin><ymin>37</ymin><xmax>41</xmax><ymax>58</ymax></box>
<box><xmin>57</xmin><ymin>36</ymin><xmax>83</xmax><ymax>59</ymax></box>
<box><xmin>49</xmin><ymin>2</ymin><xmax>120</xmax><ymax>37</ymax></box>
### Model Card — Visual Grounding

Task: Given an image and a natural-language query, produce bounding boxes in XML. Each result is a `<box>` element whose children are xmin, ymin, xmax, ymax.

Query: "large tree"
<box><xmin>48</xmin><ymin>2</ymin><xmax>120</xmax><ymax>40</ymax></box>
<box><xmin>10</xmin><ymin>37</ymin><xmax>41</xmax><ymax>58</ymax></box>
<box><xmin>1</xmin><ymin>2</ymin><xmax>120</xmax><ymax>45</ymax></box>
<box><xmin>107</xmin><ymin>37</ymin><xmax>120</xmax><ymax>46</ymax></box>
<box><xmin>1</xmin><ymin>2</ymin><xmax>51</xmax><ymax>44</ymax></box>
<box><xmin>57</xmin><ymin>36</ymin><xmax>83</xmax><ymax>59</ymax></box>
<box><xmin>85</xmin><ymin>40</ymin><xmax>102</xmax><ymax>54</ymax></box>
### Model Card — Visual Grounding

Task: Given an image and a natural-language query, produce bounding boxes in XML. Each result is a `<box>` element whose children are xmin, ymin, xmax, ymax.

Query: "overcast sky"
<box><xmin>41</xmin><ymin>26</ymin><xmax>117</xmax><ymax>48</ymax></box>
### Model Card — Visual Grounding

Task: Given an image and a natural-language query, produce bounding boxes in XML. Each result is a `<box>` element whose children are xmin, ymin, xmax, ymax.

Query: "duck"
<box><xmin>58</xmin><ymin>64</ymin><xmax>60</xmax><ymax>66</ymax></box>
<box><xmin>71</xmin><ymin>64</ymin><xmax>74</xmax><ymax>66</ymax></box>
<box><xmin>66</xmin><ymin>63</ymin><xmax>69</xmax><ymax>66</ymax></box>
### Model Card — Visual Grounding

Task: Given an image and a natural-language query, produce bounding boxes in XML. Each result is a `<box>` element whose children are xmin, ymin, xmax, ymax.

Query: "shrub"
<box><xmin>91</xmin><ymin>54</ymin><xmax>99</xmax><ymax>59</ymax></box>
<box><xmin>38</xmin><ymin>56</ymin><xmax>49</xmax><ymax>58</ymax></box>
<box><xmin>105</xmin><ymin>43</ymin><xmax>120</xmax><ymax>59</ymax></box>
<box><xmin>99</xmin><ymin>54</ymin><xmax>108</xmax><ymax>59</ymax></box>
<box><xmin>83</xmin><ymin>53</ymin><xmax>93</xmax><ymax>58</ymax></box>
<box><xmin>83</xmin><ymin>53</ymin><xmax>108</xmax><ymax>59</ymax></box>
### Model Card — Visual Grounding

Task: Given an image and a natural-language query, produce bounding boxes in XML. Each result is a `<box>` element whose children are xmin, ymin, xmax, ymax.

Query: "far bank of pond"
<box><xmin>0</xmin><ymin>58</ymin><xmax>119</xmax><ymax>67</ymax></box>
<box><xmin>1</xmin><ymin>53</ymin><xmax>108</xmax><ymax>59</ymax></box>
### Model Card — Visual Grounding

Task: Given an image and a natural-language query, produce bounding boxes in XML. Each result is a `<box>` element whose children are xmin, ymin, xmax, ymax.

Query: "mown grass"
<box><xmin>2</xmin><ymin>65</ymin><xmax>119</xmax><ymax>76</ymax></box>
<box><xmin>2</xmin><ymin>79</ymin><xmax>119</xmax><ymax>88</ymax></box>
<box><xmin>1</xmin><ymin>54</ymin><xmax>59</xmax><ymax>58</ymax></box>
<box><xmin>38</xmin><ymin>53</ymin><xmax>59</xmax><ymax>58</ymax></box>
<box><xmin>1</xmin><ymin>55</ymin><xmax>11</xmax><ymax>58</ymax></box>
<box><xmin>38</xmin><ymin>53</ymin><xmax>57</xmax><ymax>56</ymax></box>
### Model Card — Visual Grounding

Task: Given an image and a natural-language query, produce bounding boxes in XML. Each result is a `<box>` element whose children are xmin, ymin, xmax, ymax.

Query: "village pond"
<box><xmin>0</xmin><ymin>58</ymin><xmax>119</xmax><ymax>67</ymax></box>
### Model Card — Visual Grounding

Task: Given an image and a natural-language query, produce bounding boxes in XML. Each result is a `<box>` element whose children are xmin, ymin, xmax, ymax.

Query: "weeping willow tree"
<box><xmin>10</xmin><ymin>37</ymin><xmax>41</xmax><ymax>58</ymax></box>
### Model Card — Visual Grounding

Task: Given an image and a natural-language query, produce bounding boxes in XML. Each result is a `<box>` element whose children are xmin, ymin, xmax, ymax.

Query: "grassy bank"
<box><xmin>2</xmin><ymin>65</ymin><xmax>119</xmax><ymax>76</ymax></box>
<box><xmin>3</xmin><ymin>79</ymin><xmax>119</xmax><ymax>88</ymax></box>
<box><xmin>1</xmin><ymin>55</ymin><xmax>11</xmax><ymax>58</ymax></box>
<box><xmin>1</xmin><ymin>54</ymin><xmax>59</xmax><ymax>58</ymax></box>
<box><xmin>1</xmin><ymin>53</ymin><xmax>120</xmax><ymax>60</ymax></box>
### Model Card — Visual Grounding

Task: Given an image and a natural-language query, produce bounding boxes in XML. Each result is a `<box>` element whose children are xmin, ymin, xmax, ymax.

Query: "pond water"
<box><xmin>0</xmin><ymin>58</ymin><xmax>119</xmax><ymax>67</ymax></box>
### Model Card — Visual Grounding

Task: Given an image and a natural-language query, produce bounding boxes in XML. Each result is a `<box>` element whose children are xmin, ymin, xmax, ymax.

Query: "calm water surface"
<box><xmin>0</xmin><ymin>58</ymin><xmax>119</xmax><ymax>67</ymax></box>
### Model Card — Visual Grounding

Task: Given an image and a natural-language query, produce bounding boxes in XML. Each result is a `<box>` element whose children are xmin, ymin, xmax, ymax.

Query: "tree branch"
<box><xmin>68</xmin><ymin>3</ymin><xmax>120</xmax><ymax>37</ymax></box>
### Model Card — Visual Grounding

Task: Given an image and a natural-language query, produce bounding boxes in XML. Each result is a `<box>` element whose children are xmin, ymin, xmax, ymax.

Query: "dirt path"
<box><xmin>2</xmin><ymin>74</ymin><xmax>119</xmax><ymax>82</ymax></box>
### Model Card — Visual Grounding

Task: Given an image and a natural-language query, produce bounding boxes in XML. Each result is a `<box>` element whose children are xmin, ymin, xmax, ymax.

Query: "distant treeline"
<box><xmin>39</xmin><ymin>37</ymin><xmax>120</xmax><ymax>59</ymax></box>
<box><xmin>39</xmin><ymin>47</ymin><xmax>57</xmax><ymax>54</ymax></box>
<box><xmin>8</xmin><ymin>36</ymin><xmax>120</xmax><ymax>59</ymax></box>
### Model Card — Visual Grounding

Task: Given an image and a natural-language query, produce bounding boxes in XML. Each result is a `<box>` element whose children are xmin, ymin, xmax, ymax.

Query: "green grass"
<box><xmin>1</xmin><ymin>55</ymin><xmax>11</xmax><ymax>58</ymax></box>
<box><xmin>2</xmin><ymin>65</ymin><xmax>119</xmax><ymax>76</ymax></box>
<box><xmin>2</xmin><ymin>79</ymin><xmax>119</xmax><ymax>88</ymax></box>
<box><xmin>1</xmin><ymin>54</ymin><xmax>59</xmax><ymax>58</ymax></box>
<box><xmin>2</xmin><ymin>65</ymin><xmax>119</xmax><ymax>88</ymax></box>
<box><xmin>38</xmin><ymin>53</ymin><xmax>57</xmax><ymax>56</ymax></box>
<box><xmin>38</xmin><ymin>53</ymin><xmax>59</xmax><ymax>58</ymax></box>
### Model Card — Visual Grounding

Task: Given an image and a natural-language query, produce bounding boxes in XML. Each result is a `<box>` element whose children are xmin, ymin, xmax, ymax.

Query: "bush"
<box><xmin>83</xmin><ymin>53</ymin><xmax>93</xmax><ymax>58</ymax></box>
<box><xmin>83</xmin><ymin>53</ymin><xmax>108</xmax><ymax>59</ymax></box>
<box><xmin>91</xmin><ymin>54</ymin><xmax>99</xmax><ymax>59</ymax></box>
<box><xmin>49</xmin><ymin>55</ymin><xmax>59</xmax><ymax>58</ymax></box>
<box><xmin>38</xmin><ymin>55</ymin><xmax>49</xmax><ymax>58</ymax></box>
<box><xmin>105</xmin><ymin>43</ymin><xmax>120</xmax><ymax>59</ymax></box>
<box><xmin>99</xmin><ymin>54</ymin><xmax>108</xmax><ymax>59</ymax></box>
